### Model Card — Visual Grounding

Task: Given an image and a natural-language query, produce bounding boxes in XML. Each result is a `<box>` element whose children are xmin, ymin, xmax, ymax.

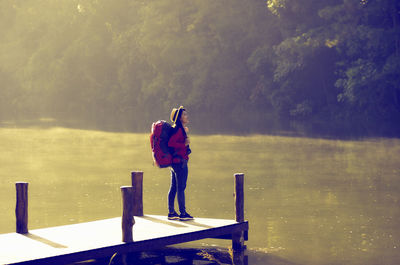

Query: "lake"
<box><xmin>0</xmin><ymin>127</ymin><xmax>399</xmax><ymax>265</ymax></box>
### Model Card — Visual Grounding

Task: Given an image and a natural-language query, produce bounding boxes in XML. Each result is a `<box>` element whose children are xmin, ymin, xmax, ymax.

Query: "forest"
<box><xmin>0</xmin><ymin>0</ymin><xmax>399</xmax><ymax>136</ymax></box>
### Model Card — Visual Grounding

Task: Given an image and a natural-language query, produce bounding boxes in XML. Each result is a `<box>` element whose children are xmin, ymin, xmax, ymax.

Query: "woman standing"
<box><xmin>167</xmin><ymin>106</ymin><xmax>193</xmax><ymax>221</ymax></box>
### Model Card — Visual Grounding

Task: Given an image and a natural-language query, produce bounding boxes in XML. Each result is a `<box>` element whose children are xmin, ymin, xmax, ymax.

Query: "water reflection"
<box><xmin>71</xmin><ymin>247</ymin><xmax>247</xmax><ymax>265</ymax></box>
<box><xmin>0</xmin><ymin>128</ymin><xmax>399</xmax><ymax>265</ymax></box>
<box><xmin>69</xmin><ymin>247</ymin><xmax>307</xmax><ymax>265</ymax></box>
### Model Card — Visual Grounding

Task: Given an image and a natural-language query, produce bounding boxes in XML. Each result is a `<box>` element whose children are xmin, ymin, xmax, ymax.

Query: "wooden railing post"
<box><xmin>15</xmin><ymin>182</ymin><xmax>29</xmax><ymax>234</ymax></box>
<box><xmin>233</xmin><ymin>173</ymin><xmax>245</xmax><ymax>250</ymax></box>
<box><xmin>131</xmin><ymin>171</ymin><xmax>143</xmax><ymax>216</ymax></box>
<box><xmin>121</xmin><ymin>186</ymin><xmax>135</xmax><ymax>243</ymax></box>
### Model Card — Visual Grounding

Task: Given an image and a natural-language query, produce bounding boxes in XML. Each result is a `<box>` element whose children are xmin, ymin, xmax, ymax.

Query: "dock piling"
<box><xmin>233</xmin><ymin>173</ymin><xmax>245</xmax><ymax>250</ymax></box>
<box><xmin>234</xmin><ymin>173</ymin><xmax>244</xmax><ymax>223</ymax></box>
<box><xmin>4</xmin><ymin>170</ymin><xmax>249</xmax><ymax>264</ymax></box>
<box><xmin>131</xmin><ymin>171</ymin><xmax>143</xmax><ymax>216</ymax></box>
<box><xmin>121</xmin><ymin>186</ymin><xmax>135</xmax><ymax>243</ymax></box>
<box><xmin>15</xmin><ymin>182</ymin><xmax>29</xmax><ymax>234</ymax></box>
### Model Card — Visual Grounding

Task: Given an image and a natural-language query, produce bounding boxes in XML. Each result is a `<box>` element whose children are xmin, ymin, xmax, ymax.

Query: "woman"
<box><xmin>167</xmin><ymin>106</ymin><xmax>193</xmax><ymax>221</ymax></box>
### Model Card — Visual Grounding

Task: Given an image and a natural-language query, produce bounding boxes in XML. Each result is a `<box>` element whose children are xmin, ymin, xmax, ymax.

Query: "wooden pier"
<box><xmin>0</xmin><ymin>172</ymin><xmax>248</xmax><ymax>265</ymax></box>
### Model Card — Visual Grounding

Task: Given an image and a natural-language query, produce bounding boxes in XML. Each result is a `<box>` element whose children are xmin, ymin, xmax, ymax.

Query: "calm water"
<box><xmin>0</xmin><ymin>128</ymin><xmax>399</xmax><ymax>265</ymax></box>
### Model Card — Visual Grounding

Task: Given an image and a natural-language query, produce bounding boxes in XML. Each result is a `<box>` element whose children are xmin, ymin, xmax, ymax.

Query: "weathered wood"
<box><xmin>0</xmin><ymin>215</ymin><xmax>248</xmax><ymax>265</ymax></box>
<box><xmin>232</xmin><ymin>231</ymin><xmax>246</xmax><ymax>251</ymax></box>
<box><xmin>212</xmin><ymin>230</ymin><xmax>248</xmax><ymax>240</ymax></box>
<box><xmin>231</xmin><ymin>248</ymin><xmax>248</xmax><ymax>265</ymax></box>
<box><xmin>15</xmin><ymin>182</ymin><xmax>29</xmax><ymax>234</ymax></box>
<box><xmin>131</xmin><ymin>171</ymin><xmax>143</xmax><ymax>216</ymax></box>
<box><xmin>234</xmin><ymin>173</ymin><xmax>244</xmax><ymax>223</ymax></box>
<box><xmin>233</xmin><ymin>173</ymin><xmax>245</xmax><ymax>250</ymax></box>
<box><xmin>121</xmin><ymin>186</ymin><xmax>135</xmax><ymax>243</ymax></box>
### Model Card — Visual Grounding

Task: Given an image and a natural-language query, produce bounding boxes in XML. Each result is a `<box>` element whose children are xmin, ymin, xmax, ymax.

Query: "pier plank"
<box><xmin>0</xmin><ymin>215</ymin><xmax>248</xmax><ymax>265</ymax></box>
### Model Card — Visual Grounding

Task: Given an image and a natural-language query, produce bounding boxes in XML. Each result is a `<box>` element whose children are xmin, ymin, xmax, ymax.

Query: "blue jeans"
<box><xmin>168</xmin><ymin>162</ymin><xmax>188</xmax><ymax>214</ymax></box>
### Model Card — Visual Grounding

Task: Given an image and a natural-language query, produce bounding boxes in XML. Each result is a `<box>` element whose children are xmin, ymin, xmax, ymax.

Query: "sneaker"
<box><xmin>168</xmin><ymin>211</ymin><xmax>179</xmax><ymax>220</ymax></box>
<box><xmin>179</xmin><ymin>212</ymin><xmax>194</xmax><ymax>221</ymax></box>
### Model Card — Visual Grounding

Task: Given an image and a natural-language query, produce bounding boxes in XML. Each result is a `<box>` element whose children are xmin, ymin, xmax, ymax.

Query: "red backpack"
<box><xmin>150</xmin><ymin>120</ymin><xmax>173</xmax><ymax>168</ymax></box>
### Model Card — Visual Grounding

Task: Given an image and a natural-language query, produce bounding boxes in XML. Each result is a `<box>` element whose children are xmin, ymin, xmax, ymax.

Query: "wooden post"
<box><xmin>121</xmin><ymin>186</ymin><xmax>135</xmax><ymax>243</ymax></box>
<box><xmin>15</xmin><ymin>182</ymin><xmax>29</xmax><ymax>234</ymax></box>
<box><xmin>231</xmin><ymin>250</ymin><xmax>248</xmax><ymax>265</ymax></box>
<box><xmin>234</xmin><ymin>173</ymin><xmax>244</xmax><ymax>223</ymax></box>
<box><xmin>131</xmin><ymin>171</ymin><xmax>143</xmax><ymax>216</ymax></box>
<box><xmin>233</xmin><ymin>173</ymin><xmax>245</xmax><ymax>250</ymax></box>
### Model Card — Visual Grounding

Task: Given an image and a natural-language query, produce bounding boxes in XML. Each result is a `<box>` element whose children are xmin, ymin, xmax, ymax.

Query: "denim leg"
<box><xmin>168</xmin><ymin>169</ymin><xmax>177</xmax><ymax>213</ymax></box>
<box><xmin>173</xmin><ymin>163</ymin><xmax>188</xmax><ymax>214</ymax></box>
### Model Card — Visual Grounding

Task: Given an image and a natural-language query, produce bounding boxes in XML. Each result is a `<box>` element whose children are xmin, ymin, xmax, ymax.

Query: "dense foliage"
<box><xmin>0</xmin><ymin>0</ymin><xmax>399</xmax><ymax>135</ymax></box>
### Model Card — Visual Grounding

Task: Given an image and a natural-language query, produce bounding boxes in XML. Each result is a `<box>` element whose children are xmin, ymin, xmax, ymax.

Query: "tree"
<box><xmin>251</xmin><ymin>0</ymin><xmax>400</xmax><ymax>130</ymax></box>
<box><xmin>321</xmin><ymin>0</ymin><xmax>400</xmax><ymax>122</ymax></box>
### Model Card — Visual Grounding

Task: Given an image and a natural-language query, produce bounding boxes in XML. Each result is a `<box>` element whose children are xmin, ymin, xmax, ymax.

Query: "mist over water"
<box><xmin>0</xmin><ymin>128</ymin><xmax>399</xmax><ymax>265</ymax></box>
<box><xmin>1</xmin><ymin>1</ymin><xmax>400</xmax><ymax>263</ymax></box>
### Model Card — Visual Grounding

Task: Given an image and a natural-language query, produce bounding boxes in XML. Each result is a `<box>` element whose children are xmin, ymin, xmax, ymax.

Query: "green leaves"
<box><xmin>250</xmin><ymin>0</ymin><xmax>400</xmax><ymax>127</ymax></box>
